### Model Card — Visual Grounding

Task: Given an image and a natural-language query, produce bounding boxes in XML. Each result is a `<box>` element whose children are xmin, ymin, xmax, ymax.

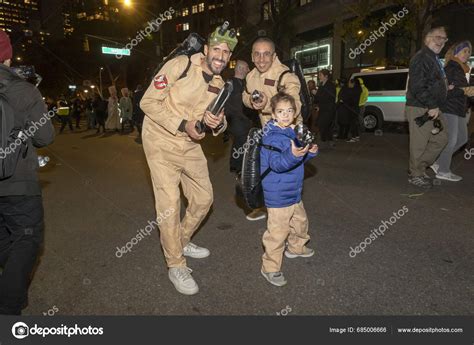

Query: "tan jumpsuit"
<box><xmin>243</xmin><ymin>56</ymin><xmax>303</xmax><ymax>126</ymax></box>
<box><xmin>140</xmin><ymin>53</ymin><xmax>226</xmax><ymax>268</ymax></box>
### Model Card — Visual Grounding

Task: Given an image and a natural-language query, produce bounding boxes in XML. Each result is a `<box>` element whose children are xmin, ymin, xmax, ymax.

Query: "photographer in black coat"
<box><xmin>405</xmin><ymin>26</ymin><xmax>449</xmax><ymax>188</ymax></box>
<box><xmin>0</xmin><ymin>31</ymin><xmax>55</xmax><ymax>315</ymax></box>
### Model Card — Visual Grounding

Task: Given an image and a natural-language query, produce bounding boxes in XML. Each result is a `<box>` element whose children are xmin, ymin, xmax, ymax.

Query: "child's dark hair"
<box><xmin>270</xmin><ymin>92</ymin><xmax>296</xmax><ymax>113</ymax></box>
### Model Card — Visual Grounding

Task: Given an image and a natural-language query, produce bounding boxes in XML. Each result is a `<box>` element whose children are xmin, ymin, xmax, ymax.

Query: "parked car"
<box><xmin>351</xmin><ymin>68</ymin><xmax>409</xmax><ymax>131</ymax></box>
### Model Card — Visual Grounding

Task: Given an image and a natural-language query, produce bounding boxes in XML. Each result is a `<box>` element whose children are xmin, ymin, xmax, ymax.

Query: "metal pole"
<box><xmin>99</xmin><ymin>67</ymin><xmax>103</xmax><ymax>98</ymax></box>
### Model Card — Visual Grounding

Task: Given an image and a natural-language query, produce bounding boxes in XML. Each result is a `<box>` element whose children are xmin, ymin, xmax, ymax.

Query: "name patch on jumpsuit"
<box><xmin>264</xmin><ymin>79</ymin><xmax>276</xmax><ymax>86</ymax></box>
<box><xmin>208</xmin><ymin>85</ymin><xmax>220</xmax><ymax>94</ymax></box>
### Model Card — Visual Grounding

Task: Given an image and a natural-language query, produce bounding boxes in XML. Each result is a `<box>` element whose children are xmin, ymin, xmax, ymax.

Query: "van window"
<box><xmin>357</xmin><ymin>72</ymin><xmax>408</xmax><ymax>91</ymax></box>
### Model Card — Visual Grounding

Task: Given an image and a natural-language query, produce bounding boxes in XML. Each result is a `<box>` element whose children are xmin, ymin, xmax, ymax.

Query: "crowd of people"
<box><xmin>46</xmin><ymin>85</ymin><xmax>146</xmax><ymax>136</ymax></box>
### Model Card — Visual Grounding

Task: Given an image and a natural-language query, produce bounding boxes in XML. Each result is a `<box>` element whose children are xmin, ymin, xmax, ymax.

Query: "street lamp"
<box><xmin>123</xmin><ymin>0</ymin><xmax>132</xmax><ymax>7</ymax></box>
<box><xmin>99</xmin><ymin>67</ymin><xmax>104</xmax><ymax>98</ymax></box>
<box><xmin>16</xmin><ymin>56</ymin><xmax>22</xmax><ymax>61</ymax></box>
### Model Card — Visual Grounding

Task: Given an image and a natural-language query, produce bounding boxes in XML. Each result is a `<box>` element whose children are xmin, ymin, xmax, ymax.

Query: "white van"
<box><xmin>351</xmin><ymin>69</ymin><xmax>409</xmax><ymax>130</ymax></box>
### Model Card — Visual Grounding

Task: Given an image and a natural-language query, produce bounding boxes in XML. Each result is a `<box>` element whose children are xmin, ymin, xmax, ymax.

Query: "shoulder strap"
<box><xmin>254</xmin><ymin>143</ymin><xmax>282</xmax><ymax>187</ymax></box>
<box><xmin>177</xmin><ymin>57</ymin><xmax>192</xmax><ymax>81</ymax></box>
<box><xmin>260</xmin><ymin>143</ymin><xmax>282</xmax><ymax>153</ymax></box>
<box><xmin>277</xmin><ymin>70</ymin><xmax>291</xmax><ymax>92</ymax></box>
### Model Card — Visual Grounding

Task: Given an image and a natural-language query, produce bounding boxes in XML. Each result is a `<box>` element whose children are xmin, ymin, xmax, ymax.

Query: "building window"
<box><xmin>209</xmin><ymin>4</ymin><xmax>216</xmax><ymax>10</ymax></box>
<box><xmin>299</xmin><ymin>0</ymin><xmax>312</xmax><ymax>5</ymax></box>
<box><xmin>183</xmin><ymin>23</ymin><xmax>189</xmax><ymax>31</ymax></box>
<box><xmin>176</xmin><ymin>23</ymin><xmax>183</xmax><ymax>32</ymax></box>
<box><xmin>192</xmin><ymin>5</ymin><xmax>198</xmax><ymax>13</ymax></box>
<box><xmin>198</xmin><ymin>3</ymin><xmax>205</xmax><ymax>12</ymax></box>
<box><xmin>263</xmin><ymin>2</ymin><xmax>270</xmax><ymax>21</ymax></box>
<box><xmin>182</xmin><ymin>8</ymin><xmax>189</xmax><ymax>16</ymax></box>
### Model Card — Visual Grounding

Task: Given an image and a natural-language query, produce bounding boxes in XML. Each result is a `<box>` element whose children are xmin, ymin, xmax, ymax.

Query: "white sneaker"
<box><xmin>183</xmin><ymin>242</ymin><xmax>210</xmax><ymax>258</ymax></box>
<box><xmin>246</xmin><ymin>209</ymin><xmax>267</xmax><ymax>221</ymax></box>
<box><xmin>168</xmin><ymin>267</ymin><xmax>199</xmax><ymax>295</ymax></box>
<box><xmin>285</xmin><ymin>247</ymin><xmax>315</xmax><ymax>259</ymax></box>
<box><xmin>436</xmin><ymin>172</ymin><xmax>462</xmax><ymax>182</ymax></box>
<box><xmin>429</xmin><ymin>163</ymin><xmax>439</xmax><ymax>174</ymax></box>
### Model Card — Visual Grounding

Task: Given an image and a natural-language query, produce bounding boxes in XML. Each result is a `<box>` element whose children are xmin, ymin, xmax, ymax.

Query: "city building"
<box><xmin>0</xmin><ymin>0</ymin><xmax>50</xmax><ymax>52</ymax></box>
<box><xmin>152</xmin><ymin>0</ymin><xmax>244</xmax><ymax>60</ymax></box>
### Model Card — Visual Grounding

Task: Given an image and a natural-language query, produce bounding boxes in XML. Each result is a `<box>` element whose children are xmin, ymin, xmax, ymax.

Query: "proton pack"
<box><xmin>239</xmin><ymin>124</ymin><xmax>316</xmax><ymax>209</ymax></box>
<box><xmin>278</xmin><ymin>59</ymin><xmax>312</xmax><ymax>123</ymax></box>
<box><xmin>151</xmin><ymin>21</ymin><xmax>238</xmax><ymax>83</ymax></box>
<box><xmin>239</xmin><ymin>127</ymin><xmax>281</xmax><ymax>209</ymax></box>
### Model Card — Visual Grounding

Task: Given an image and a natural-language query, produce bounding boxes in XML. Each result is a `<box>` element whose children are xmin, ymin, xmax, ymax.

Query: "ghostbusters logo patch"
<box><xmin>154</xmin><ymin>74</ymin><xmax>168</xmax><ymax>90</ymax></box>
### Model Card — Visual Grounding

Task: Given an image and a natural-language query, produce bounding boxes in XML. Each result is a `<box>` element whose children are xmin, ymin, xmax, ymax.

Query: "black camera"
<box><xmin>294</xmin><ymin>124</ymin><xmax>315</xmax><ymax>147</ymax></box>
<box><xmin>12</xmin><ymin>65</ymin><xmax>42</xmax><ymax>87</ymax></box>
<box><xmin>415</xmin><ymin>112</ymin><xmax>443</xmax><ymax>135</ymax></box>
<box><xmin>251</xmin><ymin>90</ymin><xmax>262</xmax><ymax>103</ymax></box>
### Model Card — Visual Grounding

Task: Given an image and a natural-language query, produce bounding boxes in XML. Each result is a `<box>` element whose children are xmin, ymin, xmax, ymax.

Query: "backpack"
<box><xmin>0</xmin><ymin>78</ymin><xmax>28</xmax><ymax>180</ymax></box>
<box><xmin>278</xmin><ymin>59</ymin><xmax>312</xmax><ymax>123</ymax></box>
<box><xmin>152</xmin><ymin>32</ymin><xmax>205</xmax><ymax>83</ymax></box>
<box><xmin>238</xmin><ymin>127</ymin><xmax>281</xmax><ymax>209</ymax></box>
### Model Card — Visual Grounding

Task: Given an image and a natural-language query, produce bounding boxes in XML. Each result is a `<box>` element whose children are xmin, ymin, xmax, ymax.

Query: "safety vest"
<box><xmin>57</xmin><ymin>105</ymin><xmax>70</xmax><ymax>116</ymax></box>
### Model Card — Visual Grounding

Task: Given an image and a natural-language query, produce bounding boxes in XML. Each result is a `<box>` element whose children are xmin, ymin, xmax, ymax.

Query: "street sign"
<box><xmin>101</xmin><ymin>47</ymin><xmax>131</xmax><ymax>56</ymax></box>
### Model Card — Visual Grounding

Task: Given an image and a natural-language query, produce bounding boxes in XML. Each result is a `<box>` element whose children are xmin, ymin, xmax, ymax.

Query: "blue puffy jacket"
<box><xmin>260</xmin><ymin>120</ymin><xmax>317</xmax><ymax>208</ymax></box>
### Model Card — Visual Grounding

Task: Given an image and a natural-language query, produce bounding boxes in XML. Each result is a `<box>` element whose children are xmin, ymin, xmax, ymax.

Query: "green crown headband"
<box><xmin>208</xmin><ymin>21</ymin><xmax>238</xmax><ymax>51</ymax></box>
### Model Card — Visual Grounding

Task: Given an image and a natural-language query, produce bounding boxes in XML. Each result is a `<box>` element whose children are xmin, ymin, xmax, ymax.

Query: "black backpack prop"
<box><xmin>152</xmin><ymin>33</ymin><xmax>206</xmax><ymax>83</ymax></box>
<box><xmin>0</xmin><ymin>78</ymin><xmax>28</xmax><ymax>180</ymax></box>
<box><xmin>238</xmin><ymin>128</ymin><xmax>281</xmax><ymax>209</ymax></box>
<box><xmin>238</xmin><ymin>124</ymin><xmax>315</xmax><ymax>209</ymax></box>
<box><xmin>279</xmin><ymin>59</ymin><xmax>312</xmax><ymax>123</ymax></box>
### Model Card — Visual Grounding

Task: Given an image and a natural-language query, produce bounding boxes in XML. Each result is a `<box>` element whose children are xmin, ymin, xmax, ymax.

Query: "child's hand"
<box><xmin>309</xmin><ymin>144</ymin><xmax>319</xmax><ymax>154</ymax></box>
<box><xmin>291</xmin><ymin>140</ymin><xmax>309</xmax><ymax>157</ymax></box>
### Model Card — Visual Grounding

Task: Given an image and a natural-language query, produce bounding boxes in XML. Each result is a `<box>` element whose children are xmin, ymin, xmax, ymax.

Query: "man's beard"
<box><xmin>207</xmin><ymin>56</ymin><xmax>226</xmax><ymax>75</ymax></box>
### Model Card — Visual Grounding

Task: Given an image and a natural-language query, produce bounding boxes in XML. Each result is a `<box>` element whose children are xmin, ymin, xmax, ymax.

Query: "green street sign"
<box><xmin>101</xmin><ymin>47</ymin><xmax>131</xmax><ymax>56</ymax></box>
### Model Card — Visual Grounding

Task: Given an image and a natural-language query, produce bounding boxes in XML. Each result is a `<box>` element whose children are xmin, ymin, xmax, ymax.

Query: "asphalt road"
<box><xmin>24</xmin><ymin>124</ymin><xmax>473</xmax><ymax>316</ymax></box>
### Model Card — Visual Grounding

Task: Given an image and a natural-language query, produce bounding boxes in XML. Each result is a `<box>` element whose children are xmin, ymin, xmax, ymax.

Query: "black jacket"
<box><xmin>441</xmin><ymin>59</ymin><xmax>470</xmax><ymax>117</ymax></box>
<box><xmin>337</xmin><ymin>85</ymin><xmax>361</xmax><ymax>125</ymax></box>
<box><xmin>0</xmin><ymin>64</ymin><xmax>55</xmax><ymax>196</ymax></box>
<box><xmin>406</xmin><ymin>46</ymin><xmax>447</xmax><ymax>109</ymax></box>
<box><xmin>225</xmin><ymin>77</ymin><xmax>252</xmax><ymax>137</ymax></box>
<box><xmin>314</xmin><ymin>80</ymin><xmax>336</xmax><ymax>113</ymax></box>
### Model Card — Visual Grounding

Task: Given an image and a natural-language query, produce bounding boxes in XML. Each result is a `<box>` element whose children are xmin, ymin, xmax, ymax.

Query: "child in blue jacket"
<box><xmin>260</xmin><ymin>92</ymin><xmax>318</xmax><ymax>286</ymax></box>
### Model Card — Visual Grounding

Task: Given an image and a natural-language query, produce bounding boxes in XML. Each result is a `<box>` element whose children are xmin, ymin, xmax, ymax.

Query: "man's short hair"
<box><xmin>252</xmin><ymin>36</ymin><xmax>275</xmax><ymax>53</ymax></box>
<box><xmin>423</xmin><ymin>26</ymin><xmax>447</xmax><ymax>41</ymax></box>
<box><xmin>270</xmin><ymin>92</ymin><xmax>296</xmax><ymax>113</ymax></box>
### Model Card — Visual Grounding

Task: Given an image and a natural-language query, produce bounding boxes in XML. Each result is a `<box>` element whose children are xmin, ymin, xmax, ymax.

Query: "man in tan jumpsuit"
<box><xmin>140</xmin><ymin>26</ymin><xmax>237</xmax><ymax>295</ymax></box>
<box><xmin>243</xmin><ymin>37</ymin><xmax>303</xmax><ymax>127</ymax></box>
<box><xmin>243</xmin><ymin>37</ymin><xmax>303</xmax><ymax>221</ymax></box>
